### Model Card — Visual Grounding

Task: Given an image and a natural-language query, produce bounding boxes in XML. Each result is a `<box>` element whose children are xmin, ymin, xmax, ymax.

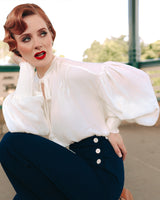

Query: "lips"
<box><xmin>34</xmin><ymin>51</ymin><xmax>46</xmax><ymax>60</ymax></box>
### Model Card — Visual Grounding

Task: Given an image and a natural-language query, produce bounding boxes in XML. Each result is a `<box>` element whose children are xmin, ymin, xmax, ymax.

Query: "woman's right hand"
<box><xmin>12</xmin><ymin>54</ymin><xmax>26</xmax><ymax>64</ymax></box>
<box><xmin>108</xmin><ymin>133</ymin><xmax>127</xmax><ymax>161</ymax></box>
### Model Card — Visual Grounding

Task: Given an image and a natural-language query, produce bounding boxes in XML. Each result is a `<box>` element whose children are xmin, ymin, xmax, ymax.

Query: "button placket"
<box><xmin>93</xmin><ymin>137</ymin><xmax>102</xmax><ymax>165</ymax></box>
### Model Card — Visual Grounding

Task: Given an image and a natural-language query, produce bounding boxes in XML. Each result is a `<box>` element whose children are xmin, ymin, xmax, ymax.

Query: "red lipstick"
<box><xmin>34</xmin><ymin>51</ymin><xmax>46</xmax><ymax>60</ymax></box>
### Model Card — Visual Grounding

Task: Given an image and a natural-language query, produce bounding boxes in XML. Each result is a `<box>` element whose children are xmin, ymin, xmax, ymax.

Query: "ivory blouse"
<box><xmin>2</xmin><ymin>56</ymin><xmax>160</xmax><ymax>147</ymax></box>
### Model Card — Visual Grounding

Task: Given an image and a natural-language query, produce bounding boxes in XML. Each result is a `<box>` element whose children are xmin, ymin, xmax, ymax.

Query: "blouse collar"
<box><xmin>35</xmin><ymin>56</ymin><xmax>57</xmax><ymax>100</ymax></box>
<box><xmin>36</xmin><ymin>55</ymin><xmax>57</xmax><ymax>81</ymax></box>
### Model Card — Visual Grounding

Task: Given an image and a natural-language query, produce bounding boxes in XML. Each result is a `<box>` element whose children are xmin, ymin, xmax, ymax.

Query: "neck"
<box><xmin>36</xmin><ymin>55</ymin><xmax>55</xmax><ymax>79</ymax></box>
<box><xmin>36</xmin><ymin>67</ymin><xmax>48</xmax><ymax>79</ymax></box>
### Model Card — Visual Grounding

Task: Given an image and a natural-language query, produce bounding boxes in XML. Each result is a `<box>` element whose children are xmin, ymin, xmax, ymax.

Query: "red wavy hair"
<box><xmin>3</xmin><ymin>3</ymin><xmax>56</xmax><ymax>56</ymax></box>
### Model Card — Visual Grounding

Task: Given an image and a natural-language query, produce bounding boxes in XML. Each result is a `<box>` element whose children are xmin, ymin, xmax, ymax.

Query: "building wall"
<box><xmin>0</xmin><ymin>72</ymin><xmax>19</xmax><ymax>105</ymax></box>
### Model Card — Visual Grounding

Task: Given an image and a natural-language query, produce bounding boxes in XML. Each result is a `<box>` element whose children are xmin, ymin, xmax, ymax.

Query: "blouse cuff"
<box><xmin>106</xmin><ymin>117</ymin><xmax>121</xmax><ymax>134</ymax></box>
<box><xmin>15</xmin><ymin>62</ymin><xmax>35</xmax><ymax>97</ymax></box>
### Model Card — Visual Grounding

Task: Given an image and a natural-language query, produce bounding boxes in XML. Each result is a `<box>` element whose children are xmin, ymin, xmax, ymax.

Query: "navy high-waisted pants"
<box><xmin>0</xmin><ymin>132</ymin><xmax>124</xmax><ymax>200</ymax></box>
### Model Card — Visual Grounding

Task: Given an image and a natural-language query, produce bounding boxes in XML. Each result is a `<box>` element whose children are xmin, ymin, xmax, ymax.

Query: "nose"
<box><xmin>33</xmin><ymin>37</ymin><xmax>42</xmax><ymax>50</ymax></box>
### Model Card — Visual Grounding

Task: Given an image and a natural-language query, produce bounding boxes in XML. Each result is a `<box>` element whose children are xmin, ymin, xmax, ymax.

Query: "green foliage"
<box><xmin>0</xmin><ymin>41</ymin><xmax>10</xmax><ymax>59</ymax></box>
<box><xmin>83</xmin><ymin>40</ymin><xmax>102</xmax><ymax>63</ymax></box>
<box><xmin>143</xmin><ymin>68</ymin><xmax>160</xmax><ymax>96</ymax></box>
<box><xmin>151</xmin><ymin>77</ymin><xmax>160</xmax><ymax>87</ymax></box>
<box><xmin>141</xmin><ymin>40</ymin><xmax>160</xmax><ymax>60</ymax></box>
<box><xmin>83</xmin><ymin>35</ymin><xmax>128</xmax><ymax>63</ymax></box>
<box><xmin>83</xmin><ymin>36</ymin><xmax>160</xmax><ymax>63</ymax></box>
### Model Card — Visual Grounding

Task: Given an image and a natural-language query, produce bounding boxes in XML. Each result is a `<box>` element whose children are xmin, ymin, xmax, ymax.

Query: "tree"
<box><xmin>83</xmin><ymin>35</ymin><xmax>128</xmax><ymax>63</ymax></box>
<box><xmin>149</xmin><ymin>40</ymin><xmax>160</xmax><ymax>58</ymax></box>
<box><xmin>83</xmin><ymin>36</ymin><xmax>160</xmax><ymax>63</ymax></box>
<box><xmin>0</xmin><ymin>41</ymin><xmax>10</xmax><ymax>59</ymax></box>
<box><xmin>141</xmin><ymin>40</ymin><xmax>160</xmax><ymax>60</ymax></box>
<box><xmin>83</xmin><ymin>40</ymin><xmax>102</xmax><ymax>62</ymax></box>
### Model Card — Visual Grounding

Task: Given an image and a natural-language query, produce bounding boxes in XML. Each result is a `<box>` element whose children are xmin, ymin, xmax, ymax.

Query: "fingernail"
<box><xmin>119</xmin><ymin>153</ymin><xmax>122</xmax><ymax>157</ymax></box>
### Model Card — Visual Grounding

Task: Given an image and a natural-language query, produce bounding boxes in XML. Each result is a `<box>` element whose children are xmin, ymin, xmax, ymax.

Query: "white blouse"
<box><xmin>2</xmin><ymin>56</ymin><xmax>160</xmax><ymax>147</ymax></box>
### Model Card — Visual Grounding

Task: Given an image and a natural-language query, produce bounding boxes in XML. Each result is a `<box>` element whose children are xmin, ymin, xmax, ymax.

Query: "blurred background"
<box><xmin>0</xmin><ymin>0</ymin><xmax>160</xmax><ymax>200</ymax></box>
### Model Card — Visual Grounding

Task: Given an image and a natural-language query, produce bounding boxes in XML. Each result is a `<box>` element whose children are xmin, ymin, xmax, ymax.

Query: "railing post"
<box><xmin>128</xmin><ymin>0</ymin><xmax>140</xmax><ymax>68</ymax></box>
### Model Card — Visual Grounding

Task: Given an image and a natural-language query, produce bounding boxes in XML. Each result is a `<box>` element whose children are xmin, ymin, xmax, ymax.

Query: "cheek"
<box><xmin>17</xmin><ymin>44</ymin><xmax>32</xmax><ymax>57</ymax></box>
<box><xmin>45</xmin><ymin>36</ymin><xmax>53</xmax><ymax>48</ymax></box>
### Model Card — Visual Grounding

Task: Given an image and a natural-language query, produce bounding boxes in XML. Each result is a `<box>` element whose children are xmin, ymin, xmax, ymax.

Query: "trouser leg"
<box><xmin>2</xmin><ymin>158</ymin><xmax>67</xmax><ymax>200</ymax></box>
<box><xmin>13</xmin><ymin>194</ymin><xmax>20</xmax><ymax>200</ymax></box>
<box><xmin>0</xmin><ymin>132</ymin><xmax>110</xmax><ymax>200</ymax></box>
<box><xmin>0</xmin><ymin>132</ymin><xmax>69</xmax><ymax>200</ymax></box>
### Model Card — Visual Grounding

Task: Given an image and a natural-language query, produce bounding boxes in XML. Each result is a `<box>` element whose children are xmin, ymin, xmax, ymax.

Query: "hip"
<box><xmin>69</xmin><ymin>135</ymin><xmax>124</xmax><ymax>188</ymax></box>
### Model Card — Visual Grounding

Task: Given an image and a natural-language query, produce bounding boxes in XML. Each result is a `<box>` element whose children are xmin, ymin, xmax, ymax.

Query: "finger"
<box><xmin>119</xmin><ymin>144</ymin><xmax>127</xmax><ymax>161</ymax></box>
<box><xmin>112</xmin><ymin>144</ymin><xmax>122</xmax><ymax>158</ymax></box>
<box><xmin>123</xmin><ymin>153</ymin><xmax>126</xmax><ymax>161</ymax></box>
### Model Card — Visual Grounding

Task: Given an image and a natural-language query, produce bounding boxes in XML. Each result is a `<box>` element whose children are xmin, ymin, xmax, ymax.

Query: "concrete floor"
<box><xmin>0</xmin><ymin>123</ymin><xmax>160</xmax><ymax>200</ymax></box>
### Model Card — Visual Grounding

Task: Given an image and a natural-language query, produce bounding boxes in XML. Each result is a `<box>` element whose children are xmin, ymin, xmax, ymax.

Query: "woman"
<box><xmin>0</xmin><ymin>3</ymin><xmax>159</xmax><ymax>200</ymax></box>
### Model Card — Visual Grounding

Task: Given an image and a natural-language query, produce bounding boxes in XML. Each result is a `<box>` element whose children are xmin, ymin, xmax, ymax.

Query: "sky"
<box><xmin>0</xmin><ymin>0</ymin><xmax>160</xmax><ymax>61</ymax></box>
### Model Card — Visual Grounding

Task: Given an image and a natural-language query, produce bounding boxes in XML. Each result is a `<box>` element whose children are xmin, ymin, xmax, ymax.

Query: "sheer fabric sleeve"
<box><xmin>2</xmin><ymin>62</ymin><xmax>49</xmax><ymax>135</ymax></box>
<box><xmin>97</xmin><ymin>61</ymin><xmax>159</xmax><ymax>133</ymax></box>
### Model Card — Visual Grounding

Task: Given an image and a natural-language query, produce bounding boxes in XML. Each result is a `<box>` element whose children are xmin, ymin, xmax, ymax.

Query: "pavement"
<box><xmin>0</xmin><ymin>123</ymin><xmax>160</xmax><ymax>200</ymax></box>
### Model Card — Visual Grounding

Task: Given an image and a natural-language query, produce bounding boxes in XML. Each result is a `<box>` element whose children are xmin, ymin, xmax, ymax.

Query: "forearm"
<box><xmin>15</xmin><ymin>62</ymin><xmax>35</xmax><ymax>97</ymax></box>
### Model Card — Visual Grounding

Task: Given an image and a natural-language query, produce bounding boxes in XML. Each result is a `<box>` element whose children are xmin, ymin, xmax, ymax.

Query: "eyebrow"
<box><xmin>18</xmin><ymin>27</ymin><xmax>48</xmax><ymax>40</ymax></box>
<box><xmin>37</xmin><ymin>28</ymin><xmax>48</xmax><ymax>33</ymax></box>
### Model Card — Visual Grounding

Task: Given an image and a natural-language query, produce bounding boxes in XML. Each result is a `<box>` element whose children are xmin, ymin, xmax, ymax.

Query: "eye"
<box><xmin>22</xmin><ymin>36</ymin><xmax>31</xmax><ymax>42</ymax></box>
<box><xmin>40</xmin><ymin>31</ymin><xmax>47</xmax><ymax>37</ymax></box>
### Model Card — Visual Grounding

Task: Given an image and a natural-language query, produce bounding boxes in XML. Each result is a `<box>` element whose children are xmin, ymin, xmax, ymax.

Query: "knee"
<box><xmin>0</xmin><ymin>132</ymin><xmax>14</xmax><ymax>162</ymax></box>
<box><xmin>0</xmin><ymin>132</ymin><xmax>14</xmax><ymax>147</ymax></box>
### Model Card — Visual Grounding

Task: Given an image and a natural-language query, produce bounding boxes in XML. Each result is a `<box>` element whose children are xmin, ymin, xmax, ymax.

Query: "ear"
<box><xmin>51</xmin><ymin>31</ymin><xmax>56</xmax><ymax>42</ymax></box>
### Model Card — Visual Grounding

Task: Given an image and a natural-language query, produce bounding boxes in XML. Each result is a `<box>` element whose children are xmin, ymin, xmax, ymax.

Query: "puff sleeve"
<box><xmin>97</xmin><ymin>61</ymin><xmax>159</xmax><ymax>133</ymax></box>
<box><xmin>2</xmin><ymin>62</ymin><xmax>49</xmax><ymax>135</ymax></box>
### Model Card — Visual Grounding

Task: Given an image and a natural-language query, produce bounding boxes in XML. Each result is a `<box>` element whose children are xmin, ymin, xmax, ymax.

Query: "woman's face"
<box><xmin>14</xmin><ymin>14</ymin><xmax>54</xmax><ymax>69</ymax></box>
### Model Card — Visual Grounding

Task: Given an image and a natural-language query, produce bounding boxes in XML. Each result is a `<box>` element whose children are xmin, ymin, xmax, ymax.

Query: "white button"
<box><xmin>96</xmin><ymin>159</ymin><xmax>101</xmax><ymax>164</ymax></box>
<box><xmin>95</xmin><ymin>148</ymin><xmax>101</xmax><ymax>154</ymax></box>
<box><xmin>93</xmin><ymin>137</ymin><xmax>99</xmax><ymax>143</ymax></box>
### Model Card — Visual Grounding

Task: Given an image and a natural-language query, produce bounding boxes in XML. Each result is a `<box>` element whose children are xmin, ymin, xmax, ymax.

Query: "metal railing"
<box><xmin>1</xmin><ymin>58</ymin><xmax>160</xmax><ymax>72</ymax></box>
<box><xmin>0</xmin><ymin>65</ymin><xmax>19</xmax><ymax>72</ymax></box>
<box><xmin>138</xmin><ymin>59</ymin><xmax>160</xmax><ymax>68</ymax></box>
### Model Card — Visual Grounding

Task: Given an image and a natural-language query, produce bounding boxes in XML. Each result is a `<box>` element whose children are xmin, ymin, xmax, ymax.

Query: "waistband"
<box><xmin>69</xmin><ymin>135</ymin><xmax>109</xmax><ymax>152</ymax></box>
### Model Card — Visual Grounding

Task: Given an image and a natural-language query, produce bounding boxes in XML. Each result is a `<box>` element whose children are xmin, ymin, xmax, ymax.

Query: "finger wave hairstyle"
<box><xmin>3</xmin><ymin>3</ymin><xmax>56</xmax><ymax>56</ymax></box>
